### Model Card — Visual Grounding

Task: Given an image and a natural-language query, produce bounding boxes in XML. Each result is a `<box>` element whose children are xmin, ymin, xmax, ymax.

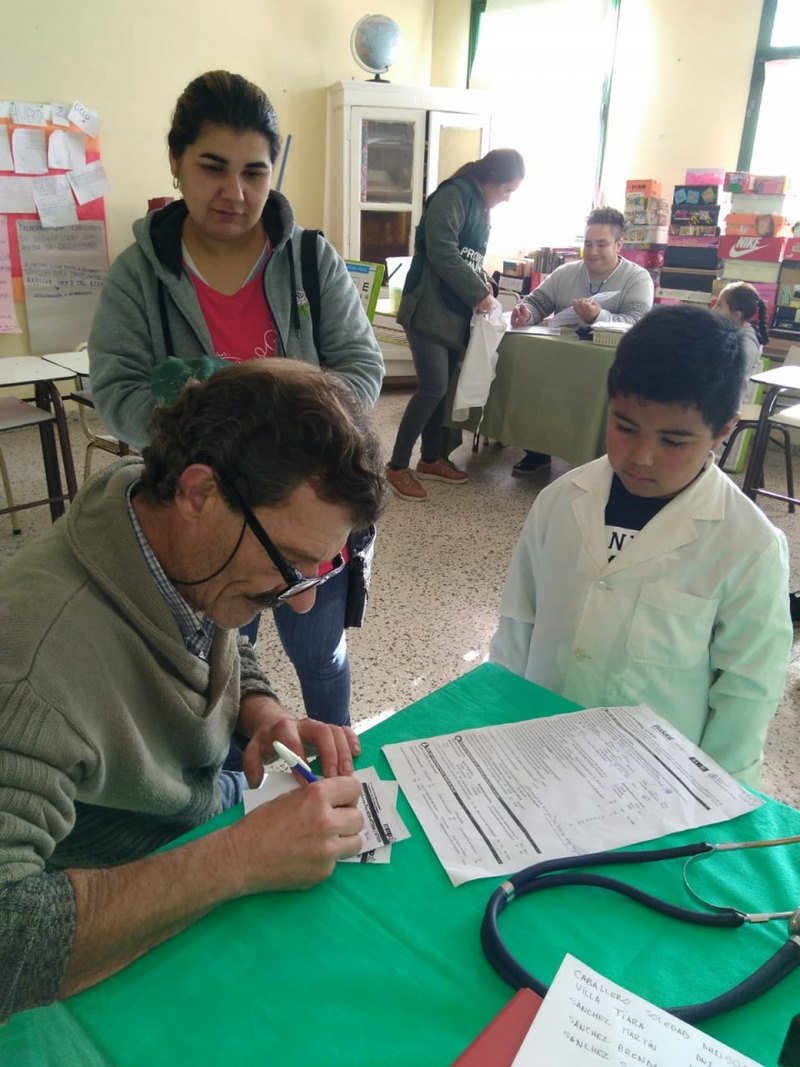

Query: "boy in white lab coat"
<box><xmin>490</xmin><ymin>304</ymin><xmax>792</xmax><ymax>785</ymax></box>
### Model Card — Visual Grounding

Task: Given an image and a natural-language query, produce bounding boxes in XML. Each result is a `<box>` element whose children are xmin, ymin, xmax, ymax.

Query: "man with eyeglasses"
<box><xmin>0</xmin><ymin>360</ymin><xmax>386</xmax><ymax>1021</ymax></box>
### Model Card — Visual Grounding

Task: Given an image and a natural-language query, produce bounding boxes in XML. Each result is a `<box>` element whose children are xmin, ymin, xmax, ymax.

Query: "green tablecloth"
<box><xmin>4</xmin><ymin>664</ymin><xmax>799</xmax><ymax>1066</ymax></box>
<box><xmin>447</xmin><ymin>330</ymin><xmax>616</xmax><ymax>465</ymax></box>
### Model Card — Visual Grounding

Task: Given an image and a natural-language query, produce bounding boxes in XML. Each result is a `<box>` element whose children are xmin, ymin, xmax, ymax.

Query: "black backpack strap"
<box><xmin>300</xmin><ymin>228</ymin><xmax>322</xmax><ymax>357</ymax></box>
<box><xmin>157</xmin><ymin>279</ymin><xmax>174</xmax><ymax>355</ymax></box>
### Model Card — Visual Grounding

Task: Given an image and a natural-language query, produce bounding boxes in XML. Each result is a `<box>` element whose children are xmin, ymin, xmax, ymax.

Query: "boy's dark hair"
<box><xmin>168</xmin><ymin>70</ymin><xmax>281</xmax><ymax>164</ymax></box>
<box><xmin>586</xmin><ymin>207</ymin><xmax>625</xmax><ymax>238</ymax></box>
<box><xmin>140</xmin><ymin>361</ymin><xmax>386</xmax><ymax>528</ymax></box>
<box><xmin>607</xmin><ymin>305</ymin><xmax>746</xmax><ymax>435</ymax></box>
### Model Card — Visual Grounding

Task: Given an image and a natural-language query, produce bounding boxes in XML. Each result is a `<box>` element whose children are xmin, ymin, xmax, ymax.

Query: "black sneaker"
<box><xmin>791</xmin><ymin>591</ymin><xmax>800</xmax><ymax>625</ymax></box>
<box><xmin>512</xmin><ymin>451</ymin><xmax>551</xmax><ymax>476</ymax></box>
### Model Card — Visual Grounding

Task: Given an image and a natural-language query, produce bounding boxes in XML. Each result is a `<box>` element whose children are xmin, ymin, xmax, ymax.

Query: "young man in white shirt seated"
<box><xmin>510</xmin><ymin>206</ymin><xmax>654</xmax><ymax>475</ymax></box>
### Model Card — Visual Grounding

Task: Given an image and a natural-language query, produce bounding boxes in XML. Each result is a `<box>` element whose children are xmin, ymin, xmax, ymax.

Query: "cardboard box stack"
<box><xmin>621</xmin><ymin>179</ymin><xmax>667</xmax><ymax>284</ymax></box>
<box><xmin>656</xmin><ymin>168</ymin><xmax>726</xmax><ymax>305</ymax></box>
<box><xmin>714</xmin><ymin>171</ymin><xmax>800</xmax><ymax>333</ymax></box>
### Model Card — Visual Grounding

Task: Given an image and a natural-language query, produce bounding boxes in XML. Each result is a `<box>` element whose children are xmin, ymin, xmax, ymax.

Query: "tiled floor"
<box><xmin>1</xmin><ymin>389</ymin><xmax>798</xmax><ymax>807</ymax></box>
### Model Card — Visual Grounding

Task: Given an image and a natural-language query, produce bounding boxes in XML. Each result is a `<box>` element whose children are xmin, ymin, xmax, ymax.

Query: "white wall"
<box><xmin>1</xmin><ymin>0</ymin><xmax>436</xmax><ymax>355</ymax></box>
<box><xmin>1</xmin><ymin>0</ymin><xmax>765</xmax><ymax>355</ymax></box>
<box><xmin>602</xmin><ymin>0</ymin><xmax>761</xmax><ymax>207</ymax></box>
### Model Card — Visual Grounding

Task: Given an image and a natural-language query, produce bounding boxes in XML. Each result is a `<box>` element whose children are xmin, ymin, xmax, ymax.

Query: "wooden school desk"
<box><xmin>3</xmin><ymin>664</ymin><xmax>798</xmax><ymax>1066</ymax></box>
<box><xmin>447</xmin><ymin>330</ymin><xmax>616</xmax><ymax>466</ymax></box>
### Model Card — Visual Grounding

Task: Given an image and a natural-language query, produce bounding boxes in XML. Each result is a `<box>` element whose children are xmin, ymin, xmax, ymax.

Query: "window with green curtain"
<box><xmin>468</xmin><ymin>0</ymin><xmax>619</xmax><ymax>254</ymax></box>
<box><xmin>739</xmin><ymin>0</ymin><xmax>800</xmax><ymax>186</ymax></box>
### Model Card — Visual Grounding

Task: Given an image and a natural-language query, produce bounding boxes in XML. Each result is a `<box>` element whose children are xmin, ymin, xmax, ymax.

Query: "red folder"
<box><xmin>451</xmin><ymin>988</ymin><xmax>544</xmax><ymax>1065</ymax></box>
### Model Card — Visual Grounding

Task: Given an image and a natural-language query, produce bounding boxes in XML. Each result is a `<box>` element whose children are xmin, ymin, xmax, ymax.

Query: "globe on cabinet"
<box><xmin>350</xmin><ymin>14</ymin><xmax>402</xmax><ymax>82</ymax></box>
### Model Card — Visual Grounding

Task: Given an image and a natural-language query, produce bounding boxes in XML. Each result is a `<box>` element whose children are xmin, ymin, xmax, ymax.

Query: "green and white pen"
<box><xmin>272</xmin><ymin>740</ymin><xmax>319</xmax><ymax>784</ymax></box>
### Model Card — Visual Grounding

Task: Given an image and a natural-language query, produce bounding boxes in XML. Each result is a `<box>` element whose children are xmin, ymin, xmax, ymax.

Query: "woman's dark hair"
<box><xmin>720</xmin><ymin>281</ymin><xmax>770</xmax><ymax>345</ymax></box>
<box><xmin>140</xmin><ymin>361</ymin><xmax>386</xmax><ymax>528</ymax></box>
<box><xmin>607</xmin><ymin>305</ymin><xmax>745</xmax><ymax>435</ymax></box>
<box><xmin>451</xmin><ymin>148</ymin><xmax>525</xmax><ymax>185</ymax></box>
<box><xmin>586</xmin><ymin>207</ymin><xmax>625</xmax><ymax>240</ymax></box>
<box><xmin>168</xmin><ymin>70</ymin><xmax>282</xmax><ymax>163</ymax></box>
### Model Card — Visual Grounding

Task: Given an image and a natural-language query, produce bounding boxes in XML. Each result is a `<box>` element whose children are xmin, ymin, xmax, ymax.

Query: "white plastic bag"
<box><xmin>452</xmin><ymin>301</ymin><xmax>507</xmax><ymax>421</ymax></box>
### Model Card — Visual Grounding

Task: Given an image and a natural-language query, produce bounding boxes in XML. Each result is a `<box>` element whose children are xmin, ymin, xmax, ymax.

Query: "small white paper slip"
<box><xmin>511</xmin><ymin>954</ymin><xmax>763</xmax><ymax>1067</ymax></box>
<box><xmin>0</xmin><ymin>176</ymin><xmax>35</xmax><ymax>213</ymax></box>
<box><xmin>0</xmin><ymin>127</ymin><xmax>12</xmax><ymax>172</ymax></box>
<box><xmin>242</xmin><ymin>765</ymin><xmax>410</xmax><ymax>859</ymax></box>
<box><xmin>341</xmin><ymin>768</ymin><xmax>400</xmax><ymax>864</ymax></box>
<box><xmin>10</xmin><ymin>101</ymin><xmax>46</xmax><ymax>127</ymax></box>
<box><xmin>67</xmin><ymin>160</ymin><xmax>110</xmax><ymax>205</ymax></box>
<box><xmin>68</xmin><ymin>100</ymin><xmax>102</xmax><ymax>138</ymax></box>
<box><xmin>12</xmin><ymin>129</ymin><xmax>47</xmax><ymax>175</ymax></box>
<box><xmin>48</xmin><ymin>130</ymin><xmax>86</xmax><ymax>171</ymax></box>
<box><xmin>50</xmin><ymin>102</ymin><xmax>70</xmax><ymax>127</ymax></box>
<box><xmin>31</xmin><ymin>175</ymin><xmax>78</xmax><ymax>229</ymax></box>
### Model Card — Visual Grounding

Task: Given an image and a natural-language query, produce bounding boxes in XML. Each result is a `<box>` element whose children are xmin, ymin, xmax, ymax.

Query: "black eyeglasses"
<box><xmin>224</xmin><ymin>481</ymin><xmax>346</xmax><ymax>602</ymax></box>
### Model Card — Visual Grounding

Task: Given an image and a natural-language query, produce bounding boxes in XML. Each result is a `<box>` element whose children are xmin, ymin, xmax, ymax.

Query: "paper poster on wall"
<box><xmin>67</xmin><ymin>160</ymin><xmax>110</xmax><ymax>205</ymax></box>
<box><xmin>0</xmin><ymin>219</ymin><xmax>21</xmax><ymax>333</ymax></box>
<box><xmin>47</xmin><ymin>129</ymin><xmax>85</xmax><ymax>171</ymax></box>
<box><xmin>0</xmin><ymin>176</ymin><xmax>35</xmax><ymax>214</ymax></box>
<box><xmin>68</xmin><ymin>101</ymin><xmax>102</xmax><ymax>138</ymax></box>
<box><xmin>31</xmin><ymin>175</ymin><xmax>79</xmax><ymax>228</ymax></box>
<box><xmin>16</xmin><ymin>219</ymin><xmax>107</xmax><ymax>352</ymax></box>
<box><xmin>0</xmin><ymin>127</ymin><xmax>12</xmax><ymax>172</ymax></box>
<box><xmin>50</xmin><ymin>103</ymin><xmax>70</xmax><ymax>127</ymax></box>
<box><xmin>10</xmin><ymin>102</ymin><xmax>46</xmax><ymax>127</ymax></box>
<box><xmin>12</xmin><ymin>128</ymin><xmax>47</xmax><ymax>174</ymax></box>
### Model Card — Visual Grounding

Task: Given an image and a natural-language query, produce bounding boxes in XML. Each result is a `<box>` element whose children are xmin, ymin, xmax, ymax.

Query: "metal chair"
<box><xmin>69</xmin><ymin>344</ymin><xmax>131</xmax><ymax>481</ymax></box>
<box><xmin>0</xmin><ymin>397</ymin><xmax>72</xmax><ymax>531</ymax></box>
<box><xmin>719</xmin><ymin>347</ymin><xmax>800</xmax><ymax>513</ymax></box>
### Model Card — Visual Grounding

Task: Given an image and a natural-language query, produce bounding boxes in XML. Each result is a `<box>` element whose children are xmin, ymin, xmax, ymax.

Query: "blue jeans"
<box><xmin>390</xmin><ymin>327</ymin><xmax>462</xmax><ymax>468</ymax></box>
<box><xmin>272</xmin><ymin>563</ymin><xmax>351</xmax><ymax>726</ymax></box>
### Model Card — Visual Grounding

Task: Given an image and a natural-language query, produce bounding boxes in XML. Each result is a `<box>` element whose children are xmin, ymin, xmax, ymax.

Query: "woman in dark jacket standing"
<box><xmin>385</xmin><ymin>149</ymin><xmax>525</xmax><ymax>501</ymax></box>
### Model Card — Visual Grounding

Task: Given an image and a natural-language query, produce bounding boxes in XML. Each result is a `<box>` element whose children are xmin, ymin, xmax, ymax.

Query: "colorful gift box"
<box><xmin>671</xmin><ymin>205</ymin><xmax>720</xmax><ymax>226</ymax></box>
<box><xmin>666</xmin><ymin>234</ymin><xmax>722</xmax><ymax>247</ymax></box>
<box><xmin>625</xmin><ymin>178</ymin><xmax>662</xmax><ymax>197</ymax></box>
<box><xmin>669</xmin><ymin>224</ymin><xmax>720</xmax><ymax>238</ymax></box>
<box><xmin>724</xmin><ymin>213</ymin><xmax>793</xmax><ymax>237</ymax></box>
<box><xmin>684</xmin><ymin>167</ymin><xmax>726</xmax><ymax>186</ymax></box>
<box><xmin>620</xmin><ymin>245</ymin><xmax>666</xmax><ymax>269</ymax></box>
<box><xmin>673</xmin><ymin>184</ymin><xmax>720</xmax><ymax>206</ymax></box>
<box><xmin>724</xmin><ymin>171</ymin><xmax>754</xmax><ymax>193</ymax></box>
<box><xmin>625</xmin><ymin>225</ymin><xmax>668</xmax><ymax>244</ymax></box>
<box><xmin>752</xmin><ymin>175</ymin><xmax>791</xmax><ymax>195</ymax></box>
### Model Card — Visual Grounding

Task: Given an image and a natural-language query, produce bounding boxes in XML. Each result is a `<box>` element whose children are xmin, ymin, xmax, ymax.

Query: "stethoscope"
<box><xmin>481</xmin><ymin>834</ymin><xmax>800</xmax><ymax>1024</ymax></box>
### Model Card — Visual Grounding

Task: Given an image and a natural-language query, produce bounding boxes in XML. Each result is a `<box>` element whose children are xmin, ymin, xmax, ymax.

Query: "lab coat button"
<box><xmin>574</xmin><ymin>648</ymin><xmax>588</xmax><ymax>661</ymax></box>
<box><xmin>597</xmin><ymin>580</ymin><xmax>607</xmax><ymax>590</ymax></box>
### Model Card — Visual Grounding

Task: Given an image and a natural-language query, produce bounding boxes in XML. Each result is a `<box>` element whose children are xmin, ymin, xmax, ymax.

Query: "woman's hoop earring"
<box><xmin>172</xmin><ymin>177</ymin><xmax>180</xmax><ymax>190</ymax></box>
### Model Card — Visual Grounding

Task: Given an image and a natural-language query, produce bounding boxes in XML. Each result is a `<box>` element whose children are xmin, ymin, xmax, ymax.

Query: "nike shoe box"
<box><xmin>718</xmin><ymin>236</ymin><xmax>789</xmax><ymax>262</ymax></box>
<box><xmin>664</xmin><ymin>246</ymin><xmax>720</xmax><ymax>270</ymax></box>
